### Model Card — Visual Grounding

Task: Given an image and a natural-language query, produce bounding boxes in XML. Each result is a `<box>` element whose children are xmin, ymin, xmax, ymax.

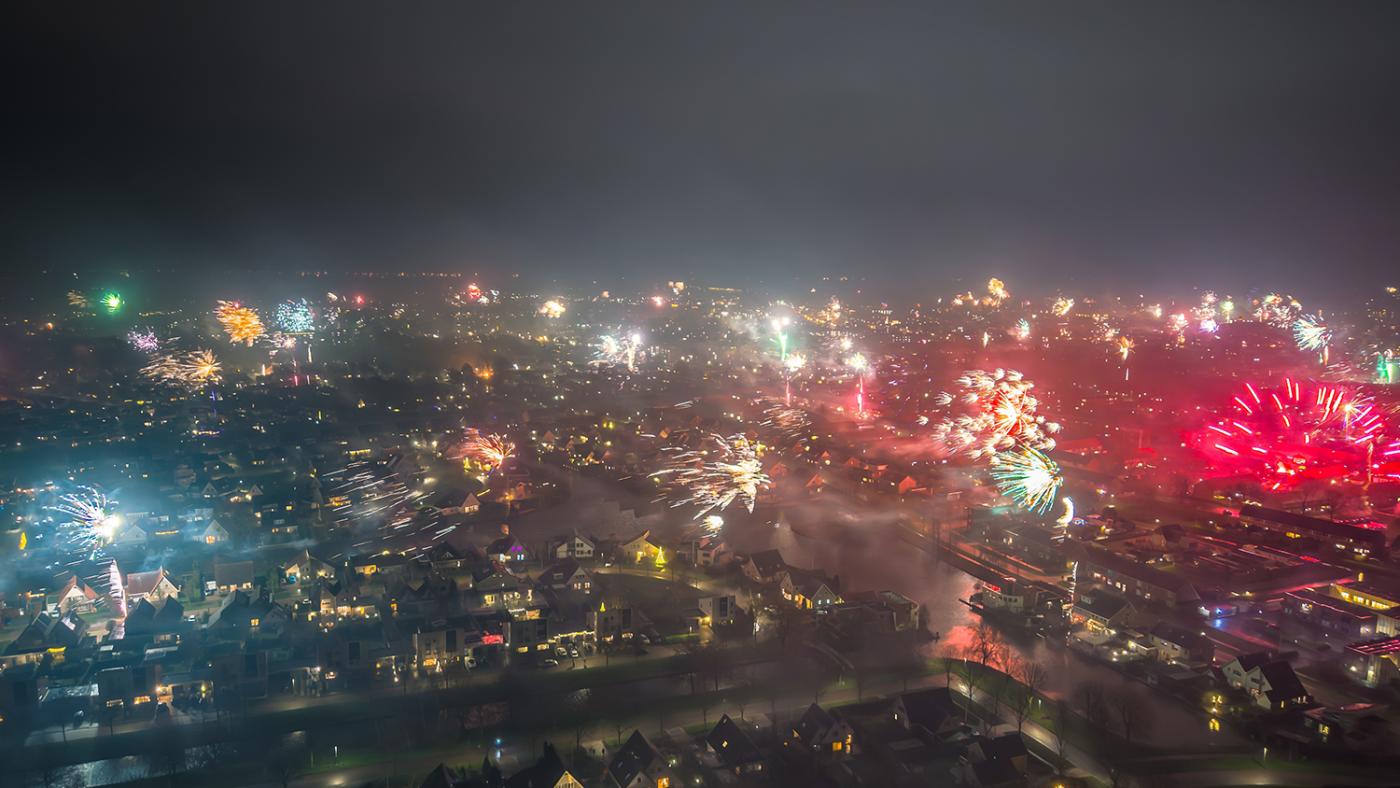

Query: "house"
<box><xmin>212</xmin><ymin>561</ymin><xmax>255</xmax><ymax>594</ymax></box>
<box><xmin>604</xmin><ymin>730</ymin><xmax>674</xmax><ymax>788</ymax></box>
<box><xmin>125</xmin><ymin>568</ymin><xmax>181</xmax><ymax>605</ymax></box>
<box><xmin>1074</xmin><ymin>543</ymin><xmax>1200</xmax><ymax>607</ymax></box>
<box><xmin>789</xmin><ymin>703</ymin><xmax>853</xmax><ymax>755</ymax></box>
<box><xmin>411</xmin><ymin>617</ymin><xmax>486</xmax><ymax>672</ymax></box>
<box><xmin>486</xmin><ymin>534</ymin><xmax>528</xmax><ymax>564</ymax></box>
<box><xmin>780</xmin><ymin>569</ymin><xmax>842</xmax><ymax>611</ymax></box>
<box><xmin>894</xmin><ymin>687</ymin><xmax>962</xmax><ymax>738</ymax></box>
<box><xmin>1149</xmin><ymin>621</ymin><xmax>1214</xmax><ymax>664</ymax></box>
<box><xmin>742</xmin><ymin>549</ymin><xmax>788</xmax><ymax>584</ymax></box>
<box><xmin>112</xmin><ymin>523</ymin><xmax>148</xmax><ymax>549</ymax></box>
<box><xmin>704</xmin><ymin>714</ymin><xmax>765</xmax><ymax>775</ymax></box>
<box><xmin>200</xmin><ymin>520</ymin><xmax>231</xmax><ymax>545</ymax></box>
<box><xmin>552</xmin><ymin>532</ymin><xmax>596</xmax><ymax>561</ymax></box>
<box><xmin>1346</xmin><ymin>636</ymin><xmax>1400</xmax><ymax>687</ymax></box>
<box><xmin>505</xmin><ymin>744</ymin><xmax>584</xmax><ymax>788</ymax></box>
<box><xmin>123</xmin><ymin>596</ymin><xmax>187</xmax><ymax>639</ymax></box>
<box><xmin>426</xmin><ymin>488</ymin><xmax>480</xmax><ymax>516</ymax></box>
<box><xmin>1223</xmin><ymin>653</ymin><xmax>1312</xmax><ymax>711</ymax></box>
<box><xmin>588</xmin><ymin>598</ymin><xmax>637</xmax><ymax>642</ymax></box>
<box><xmin>698</xmin><ymin>595</ymin><xmax>738</xmax><ymax>625</ymax></box>
<box><xmin>283</xmin><ymin>550</ymin><xmax>337</xmax><ymax>585</ymax></box>
<box><xmin>959</xmin><ymin>732</ymin><xmax>1029</xmax><ymax>788</ymax></box>
<box><xmin>55</xmin><ymin>575</ymin><xmax>102</xmax><ymax>615</ymax></box>
<box><xmin>838</xmin><ymin>590</ymin><xmax>922</xmax><ymax>632</ymax></box>
<box><xmin>538</xmin><ymin>559</ymin><xmax>592</xmax><ymax>594</ymax></box>
<box><xmin>1070</xmin><ymin>591</ymin><xmax>1136</xmax><ymax>634</ymax></box>
<box><xmin>619</xmin><ymin>531</ymin><xmax>661</xmax><ymax>564</ymax></box>
<box><xmin>476</xmin><ymin>571</ymin><xmax>534</xmax><ymax>610</ymax></box>
<box><xmin>3</xmin><ymin>612</ymin><xmax>88</xmax><ymax>657</ymax></box>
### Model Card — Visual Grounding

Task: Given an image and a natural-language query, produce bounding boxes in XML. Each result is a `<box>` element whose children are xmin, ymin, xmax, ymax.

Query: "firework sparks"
<box><xmin>450</xmin><ymin>429</ymin><xmax>516</xmax><ymax>474</ymax></box>
<box><xmin>274</xmin><ymin>299</ymin><xmax>316</xmax><ymax>333</ymax></box>
<box><xmin>653</xmin><ymin>434</ymin><xmax>770</xmax><ymax>519</ymax></box>
<box><xmin>540</xmin><ymin>299</ymin><xmax>567</xmax><ymax>319</ymax></box>
<box><xmin>126</xmin><ymin>328</ymin><xmax>160</xmax><ymax>354</ymax></box>
<box><xmin>100</xmin><ymin>291</ymin><xmax>124</xmax><ymax>314</ymax></box>
<box><xmin>50</xmin><ymin>486</ymin><xmax>122</xmax><ymax>556</ymax></box>
<box><xmin>1196</xmin><ymin>380</ymin><xmax>1388</xmax><ymax>491</ymax></box>
<box><xmin>594</xmin><ymin>332</ymin><xmax>645</xmax><ymax>371</ymax></box>
<box><xmin>987</xmin><ymin>277</ymin><xmax>1009</xmax><ymax>303</ymax></box>
<box><xmin>990</xmin><ymin>446</ymin><xmax>1063</xmax><ymax>514</ymax></box>
<box><xmin>1293</xmin><ymin>313</ymin><xmax>1332</xmax><ymax>362</ymax></box>
<box><xmin>932</xmin><ymin>369</ymin><xmax>1059</xmax><ymax>460</ymax></box>
<box><xmin>216</xmin><ymin>301</ymin><xmax>266</xmax><ymax>345</ymax></box>
<box><xmin>762</xmin><ymin>402</ymin><xmax>813</xmax><ymax>443</ymax></box>
<box><xmin>1118</xmin><ymin>336</ymin><xmax>1134</xmax><ymax>362</ymax></box>
<box><xmin>1051</xmin><ymin>297</ymin><xmax>1074</xmax><ymax>317</ymax></box>
<box><xmin>1015</xmin><ymin>319</ymin><xmax>1031</xmax><ymax>341</ymax></box>
<box><xmin>67</xmin><ymin>290</ymin><xmax>89</xmax><ymax>309</ymax></box>
<box><xmin>142</xmin><ymin>349</ymin><xmax>222</xmax><ymax>387</ymax></box>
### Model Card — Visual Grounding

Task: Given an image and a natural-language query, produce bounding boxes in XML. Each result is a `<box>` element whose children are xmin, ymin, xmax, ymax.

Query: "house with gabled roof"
<box><xmin>704</xmin><ymin>714</ymin><xmax>765</xmax><ymax>775</ymax></box>
<box><xmin>604</xmin><ymin>729</ymin><xmax>673</xmax><ymax>788</ymax></box>
<box><xmin>56</xmin><ymin>575</ymin><xmax>102</xmax><ymax>615</ymax></box>
<box><xmin>789</xmin><ymin>702</ymin><xmax>853</xmax><ymax>756</ymax></box>
<box><xmin>125</xmin><ymin>568</ymin><xmax>180</xmax><ymax>605</ymax></box>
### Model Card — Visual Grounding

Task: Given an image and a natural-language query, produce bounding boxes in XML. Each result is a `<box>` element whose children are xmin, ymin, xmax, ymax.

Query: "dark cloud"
<box><xmin>5</xmin><ymin>2</ymin><xmax>1400</xmax><ymax>299</ymax></box>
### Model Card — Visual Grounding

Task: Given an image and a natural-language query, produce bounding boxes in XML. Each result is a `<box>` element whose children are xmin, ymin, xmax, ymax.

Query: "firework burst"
<box><xmin>593</xmin><ymin>332</ymin><xmax>645</xmax><ymax>371</ymax></box>
<box><xmin>216</xmin><ymin>301</ymin><xmax>266</xmax><ymax>345</ymax></box>
<box><xmin>762</xmin><ymin>401</ymin><xmax>813</xmax><ymax>443</ymax></box>
<box><xmin>990</xmin><ymin>447</ymin><xmax>1063</xmax><ymax>514</ymax></box>
<box><xmin>1195</xmin><ymin>379</ymin><xmax>1389</xmax><ymax>491</ymax></box>
<box><xmin>126</xmin><ymin>328</ymin><xmax>160</xmax><ymax>354</ymax></box>
<box><xmin>540</xmin><ymin>299</ymin><xmax>567</xmax><ymax>319</ymax></box>
<box><xmin>50</xmin><ymin>486</ymin><xmax>122</xmax><ymax>557</ymax></box>
<box><xmin>1293</xmin><ymin>314</ymin><xmax>1332</xmax><ymax>362</ymax></box>
<box><xmin>274</xmin><ymin>299</ymin><xmax>316</xmax><ymax>333</ymax></box>
<box><xmin>932</xmin><ymin>369</ymin><xmax>1059</xmax><ymax>460</ymax></box>
<box><xmin>142</xmin><ymin>349</ymin><xmax>221</xmax><ymax>387</ymax></box>
<box><xmin>450</xmin><ymin>429</ymin><xmax>516</xmax><ymax>474</ymax></box>
<box><xmin>652</xmin><ymin>434</ymin><xmax>770</xmax><ymax>519</ymax></box>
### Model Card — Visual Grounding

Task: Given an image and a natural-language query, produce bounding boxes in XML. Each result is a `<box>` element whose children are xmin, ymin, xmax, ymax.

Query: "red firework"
<box><xmin>1194</xmin><ymin>379</ymin><xmax>1397</xmax><ymax>491</ymax></box>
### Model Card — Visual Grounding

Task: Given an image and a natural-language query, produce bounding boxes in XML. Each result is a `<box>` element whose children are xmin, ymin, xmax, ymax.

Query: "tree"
<box><xmin>1051</xmin><ymin>699</ymin><xmax>1072</xmax><ymax>770</ymax></box>
<box><xmin>1110</xmin><ymin>686</ymin><xmax>1152</xmax><ymax>746</ymax></box>
<box><xmin>1074</xmin><ymin>681</ymin><xmax>1109</xmax><ymax>735</ymax></box>
<box><xmin>1013</xmin><ymin>661</ymin><xmax>1050</xmax><ymax>732</ymax></box>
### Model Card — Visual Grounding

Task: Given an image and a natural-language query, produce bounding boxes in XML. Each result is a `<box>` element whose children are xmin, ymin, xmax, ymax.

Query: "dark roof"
<box><xmin>505</xmin><ymin>744</ymin><xmax>571</xmax><ymax>788</ymax></box>
<box><xmin>1075</xmin><ymin>543</ymin><xmax>1198</xmax><ymax>598</ymax></box>
<box><xmin>1074</xmin><ymin>592</ymin><xmax>1132</xmax><ymax>621</ymax></box>
<box><xmin>747</xmin><ymin>549</ymin><xmax>787</xmax><ymax>578</ymax></box>
<box><xmin>972</xmin><ymin>756</ymin><xmax>1022</xmax><ymax>787</ymax></box>
<box><xmin>1260</xmin><ymin>661</ymin><xmax>1308</xmax><ymax>703</ymax></box>
<box><xmin>213</xmin><ymin>561</ymin><xmax>254</xmax><ymax>585</ymax></box>
<box><xmin>979</xmin><ymin>732</ymin><xmax>1027</xmax><ymax>762</ymax></box>
<box><xmin>1149</xmin><ymin>621</ymin><xmax>1210</xmax><ymax>650</ymax></box>
<box><xmin>1241</xmin><ymin>505</ymin><xmax>1388</xmax><ymax>548</ymax></box>
<box><xmin>793</xmin><ymin>703</ymin><xmax>840</xmax><ymax>745</ymax></box>
<box><xmin>705</xmin><ymin>714</ymin><xmax>763</xmax><ymax>768</ymax></box>
<box><xmin>606</xmin><ymin>730</ymin><xmax>663</xmax><ymax>787</ymax></box>
<box><xmin>1233</xmin><ymin>651</ymin><xmax>1273</xmax><ymax>672</ymax></box>
<box><xmin>899</xmin><ymin>687</ymin><xmax>958</xmax><ymax>733</ymax></box>
<box><xmin>788</xmin><ymin>568</ymin><xmax>838</xmax><ymax>597</ymax></box>
<box><xmin>539</xmin><ymin>559</ymin><xmax>584</xmax><ymax>586</ymax></box>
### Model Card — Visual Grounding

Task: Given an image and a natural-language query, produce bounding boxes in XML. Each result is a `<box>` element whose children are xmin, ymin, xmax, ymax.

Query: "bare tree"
<box><xmin>1110</xmin><ymin>686</ymin><xmax>1153</xmax><ymax>746</ymax></box>
<box><xmin>1074</xmin><ymin>681</ymin><xmax>1109</xmax><ymax>734</ymax></box>
<box><xmin>1051</xmin><ymin>699</ymin><xmax>1072</xmax><ymax>770</ymax></box>
<box><xmin>1014</xmin><ymin>661</ymin><xmax>1050</xmax><ymax>732</ymax></box>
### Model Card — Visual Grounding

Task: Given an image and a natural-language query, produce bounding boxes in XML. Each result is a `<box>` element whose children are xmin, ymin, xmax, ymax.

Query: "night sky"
<box><xmin>6</xmin><ymin>2</ymin><xmax>1400</xmax><ymax>300</ymax></box>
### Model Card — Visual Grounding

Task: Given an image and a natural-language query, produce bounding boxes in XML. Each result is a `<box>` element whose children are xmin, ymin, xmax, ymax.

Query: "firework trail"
<box><xmin>652</xmin><ymin>433</ymin><xmax>770</xmax><ymax>519</ymax></box>
<box><xmin>990</xmin><ymin>447</ymin><xmax>1063</xmax><ymax>514</ymax></box>
<box><xmin>143</xmin><ymin>350</ymin><xmax>222</xmax><ymax>387</ymax></box>
<box><xmin>762</xmin><ymin>401</ymin><xmax>813</xmax><ymax>443</ymax></box>
<box><xmin>323</xmin><ymin>460</ymin><xmax>421</xmax><ymax>527</ymax></box>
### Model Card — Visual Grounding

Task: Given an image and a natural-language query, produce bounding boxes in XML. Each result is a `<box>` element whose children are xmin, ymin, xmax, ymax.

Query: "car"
<box><xmin>71</xmin><ymin>710</ymin><xmax>85</xmax><ymax>728</ymax></box>
<box><xmin>541</xmin><ymin>658</ymin><xmax>560</xmax><ymax>668</ymax></box>
<box><xmin>636</xmin><ymin>634</ymin><xmax>650</xmax><ymax>645</ymax></box>
<box><xmin>568</xmin><ymin>647</ymin><xmax>580</xmax><ymax>658</ymax></box>
<box><xmin>554</xmin><ymin>646</ymin><xmax>568</xmax><ymax>658</ymax></box>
